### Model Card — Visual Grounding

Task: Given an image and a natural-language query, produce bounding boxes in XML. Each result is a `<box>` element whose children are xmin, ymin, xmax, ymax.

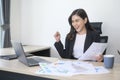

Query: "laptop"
<box><xmin>12</xmin><ymin>41</ymin><xmax>50</xmax><ymax>67</ymax></box>
<box><xmin>0</xmin><ymin>52</ymin><xmax>33</xmax><ymax>60</ymax></box>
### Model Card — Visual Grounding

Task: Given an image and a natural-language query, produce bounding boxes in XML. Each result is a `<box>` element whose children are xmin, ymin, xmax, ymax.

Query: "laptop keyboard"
<box><xmin>27</xmin><ymin>57</ymin><xmax>51</xmax><ymax>66</ymax></box>
<box><xmin>27</xmin><ymin>58</ymin><xmax>39</xmax><ymax>65</ymax></box>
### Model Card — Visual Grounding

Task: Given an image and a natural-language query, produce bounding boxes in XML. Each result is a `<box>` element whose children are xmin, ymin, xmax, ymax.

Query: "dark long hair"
<box><xmin>67</xmin><ymin>8</ymin><xmax>95</xmax><ymax>40</ymax></box>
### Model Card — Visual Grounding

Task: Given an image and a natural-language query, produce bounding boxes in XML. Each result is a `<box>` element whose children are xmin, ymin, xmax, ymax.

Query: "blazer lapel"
<box><xmin>84</xmin><ymin>30</ymin><xmax>93</xmax><ymax>53</ymax></box>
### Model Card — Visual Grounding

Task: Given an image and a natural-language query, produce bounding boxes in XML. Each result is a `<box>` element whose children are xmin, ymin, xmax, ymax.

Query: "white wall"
<box><xmin>10</xmin><ymin>0</ymin><xmax>21</xmax><ymax>41</ymax></box>
<box><xmin>11</xmin><ymin>0</ymin><xmax>120</xmax><ymax>62</ymax></box>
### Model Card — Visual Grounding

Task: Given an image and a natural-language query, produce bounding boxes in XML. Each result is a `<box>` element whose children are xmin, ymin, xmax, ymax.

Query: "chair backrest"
<box><xmin>90</xmin><ymin>22</ymin><xmax>102</xmax><ymax>34</ymax></box>
<box><xmin>100</xmin><ymin>36</ymin><xmax>108</xmax><ymax>43</ymax></box>
<box><xmin>90</xmin><ymin>22</ymin><xmax>108</xmax><ymax>56</ymax></box>
<box><xmin>99</xmin><ymin>36</ymin><xmax>108</xmax><ymax>55</ymax></box>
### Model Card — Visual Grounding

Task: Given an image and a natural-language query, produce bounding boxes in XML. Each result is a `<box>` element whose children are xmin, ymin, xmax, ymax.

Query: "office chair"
<box><xmin>99</xmin><ymin>36</ymin><xmax>108</xmax><ymax>43</ymax></box>
<box><xmin>90</xmin><ymin>22</ymin><xmax>102</xmax><ymax>34</ymax></box>
<box><xmin>90</xmin><ymin>22</ymin><xmax>108</xmax><ymax>62</ymax></box>
<box><xmin>99</xmin><ymin>36</ymin><xmax>108</xmax><ymax>55</ymax></box>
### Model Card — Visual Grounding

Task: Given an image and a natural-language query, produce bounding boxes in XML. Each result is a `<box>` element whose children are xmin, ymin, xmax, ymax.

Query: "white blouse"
<box><xmin>73</xmin><ymin>33</ymin><xmax>86</xmax><ymax>58</ymax></box>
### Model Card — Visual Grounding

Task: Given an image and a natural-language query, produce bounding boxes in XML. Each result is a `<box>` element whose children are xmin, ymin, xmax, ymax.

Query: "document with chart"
<box><xmin>36</xmin><ymin>60</ymin><xmax>109</xmax><ymax>76</ymax></box>
<box><xmin>79</xmin><ymin>42</ymin><xmax>107</xmax><ymax>61</ymax></box>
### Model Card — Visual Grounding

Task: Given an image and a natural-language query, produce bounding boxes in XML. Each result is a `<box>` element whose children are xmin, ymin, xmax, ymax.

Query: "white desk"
<box><xmin>0</xmin><ymin>45</ymin><xmax>51</xmax><ymax>57</ymax></box>
<box><xmin>0</xmin><ymin>56</ymin><xmax>120</xmax><ymax>80</ymax></box>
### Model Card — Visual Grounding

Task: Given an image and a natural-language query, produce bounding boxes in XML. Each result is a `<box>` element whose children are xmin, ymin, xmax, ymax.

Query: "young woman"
<box><xmin>54</xmin><ymin>8</ymin><xmax>103</xmax><ymax>62</ymax></box>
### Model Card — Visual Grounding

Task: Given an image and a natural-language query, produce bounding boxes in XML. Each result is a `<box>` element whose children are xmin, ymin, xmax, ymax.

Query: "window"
<box><xmin>0</xmin><ymin>0</ymin><xmax>11</xmax><ymax>48</ymax></box>
<box><xmin>0</xmin><ymin>0</ymin><xmax>3</xmax><ymax>48</ymax></box>
<box><xmin>0</xmin><ymin>27</ymin><xmax>2</xmax><ymax>48</ymax></box>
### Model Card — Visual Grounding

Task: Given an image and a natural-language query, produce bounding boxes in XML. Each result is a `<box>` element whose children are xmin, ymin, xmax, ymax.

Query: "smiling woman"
<box><xmin>54</xmin><ymin>8</ymin><xmax>103</xmax><ymax>62</ymax></box>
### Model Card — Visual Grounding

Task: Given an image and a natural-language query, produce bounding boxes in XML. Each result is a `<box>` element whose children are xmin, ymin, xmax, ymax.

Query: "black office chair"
<box><xmin>99</xmin><ymin>36</ymin><xmax>108</xmax><ymax>55</ymax></box>
<box><xmin>90</xmin><ymin>22</ymin><xmax>108</xmax><ymax>62</ymax></box>
<box><xmin>90</xmin><ymin>22</ymin><xmax>102</xmax><ymax>34</ymax></box>
<box><xmin>99</xmin><ymin>36</ymin><xmax>108</xmax><ymax>43</ymax></box>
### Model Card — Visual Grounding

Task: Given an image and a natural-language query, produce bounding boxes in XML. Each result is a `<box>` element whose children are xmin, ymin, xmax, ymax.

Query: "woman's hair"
<box><xmin>67</xmin><ymin>8</ymin><xmax>95</xmax><ymax>40</ymax></box>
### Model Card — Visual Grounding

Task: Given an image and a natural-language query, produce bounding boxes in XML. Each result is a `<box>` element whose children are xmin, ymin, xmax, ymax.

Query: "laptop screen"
<box><xmin>12</xmin><ymin>41</ymin><xmax>29</xmax><ymax>65</ymax></box>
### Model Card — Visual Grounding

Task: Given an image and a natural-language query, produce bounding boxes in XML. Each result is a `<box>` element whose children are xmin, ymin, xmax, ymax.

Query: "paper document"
<box><xmin>79</xmin><ymin>42</ymin><xmax>107</xmax><ymax>61</ymax></box>
<box><xmin>36</xmin><ymin>60</ymin><xmax>109</xmax><ymax>76</ymax></box>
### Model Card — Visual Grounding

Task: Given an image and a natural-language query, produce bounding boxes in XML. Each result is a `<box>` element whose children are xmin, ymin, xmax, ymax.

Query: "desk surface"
<box><xmin>0</xmin><ymin>45</ymin><xmax>50</xmax><ymax>56</ymax></box>
<box><xmin>0</xmin><ymin>56</ymin><xmax>120</xmax><ymax>80</ymax></box>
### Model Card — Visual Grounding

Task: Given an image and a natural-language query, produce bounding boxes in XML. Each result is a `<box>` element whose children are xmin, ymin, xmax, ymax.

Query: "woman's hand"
<box><xmin>95</xmin><ymin>54</ymin><xmax>103</xmax><ymax>62</ymax></box>
<box><xmin>54</xmin><ymin>32</ymin><xmax>61</xmax><ymax>42</ymax></box>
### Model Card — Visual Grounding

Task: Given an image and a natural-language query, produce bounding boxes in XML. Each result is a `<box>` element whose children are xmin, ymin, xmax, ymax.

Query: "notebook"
<box><xmin>12</xmin><ymin>41</ymin><xmax>50</xmax><ymax>67</ymax></box>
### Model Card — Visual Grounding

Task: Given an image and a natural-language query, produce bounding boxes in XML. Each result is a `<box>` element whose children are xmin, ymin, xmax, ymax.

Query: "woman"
<box><xmin>54</xmin><ymin>8</ymin><xmax>103</xmax><ymax>62</ymax></box>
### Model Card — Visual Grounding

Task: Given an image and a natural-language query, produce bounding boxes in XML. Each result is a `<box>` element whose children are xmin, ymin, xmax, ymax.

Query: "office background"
<box><xmin>10</xmin><ymin>0</ymin><xmax>120</xmax><ymax>63</ymax></box>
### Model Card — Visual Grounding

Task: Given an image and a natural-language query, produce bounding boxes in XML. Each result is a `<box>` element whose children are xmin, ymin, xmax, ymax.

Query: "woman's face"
<box><xmin>71</xmin><ymin>15</ymin><xmax>87</xmax><ymax>34</ymax></box>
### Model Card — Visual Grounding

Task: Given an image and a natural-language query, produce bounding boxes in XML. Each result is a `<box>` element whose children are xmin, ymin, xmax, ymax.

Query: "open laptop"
<box><xmin>12</xmin><ymin>41</ymin><xmax>50</xmax><ymax>67</ymax></box>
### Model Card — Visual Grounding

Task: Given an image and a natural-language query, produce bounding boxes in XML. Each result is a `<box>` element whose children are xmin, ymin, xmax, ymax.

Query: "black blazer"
<box><xmin>54</xmin><ymin>30</ymin><xmax>100</xmax><ymax>59</ymax></box>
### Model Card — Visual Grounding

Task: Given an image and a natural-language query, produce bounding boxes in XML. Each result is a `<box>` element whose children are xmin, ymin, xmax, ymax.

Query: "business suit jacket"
<box><xmin>54</xmin><ymin>30</ymin><xmax>100</xmax><ymax>59</ymax></box>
